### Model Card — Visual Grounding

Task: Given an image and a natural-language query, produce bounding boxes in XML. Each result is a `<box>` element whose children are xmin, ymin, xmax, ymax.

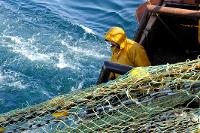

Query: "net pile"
<box><xmin>0</xmin><ymin>59</ymin><xmax>200</xmax><ymax>133</ymax></box>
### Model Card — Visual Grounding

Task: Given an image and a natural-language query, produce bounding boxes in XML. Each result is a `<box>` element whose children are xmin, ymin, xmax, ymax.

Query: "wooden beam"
<box><xmin>147</xmin><ymin>5</ymin><xmax>200</xmax><ymax>18</ymax></box>
<box><xmin>198</xmin><ymin>19</ymin><xmax>200</xmax><ymax>44</ymax></box>
<box><xmin>139</xmin><ymin>15</ymin><xmax>157</xmax><ymax>45</ymax></box>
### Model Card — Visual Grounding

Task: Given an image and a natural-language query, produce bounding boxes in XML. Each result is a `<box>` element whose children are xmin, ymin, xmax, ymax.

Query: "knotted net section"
<box><xmin>0</xmin><ymin>58</ymin><xmax>200</xmax><ymax>133</ymax></box>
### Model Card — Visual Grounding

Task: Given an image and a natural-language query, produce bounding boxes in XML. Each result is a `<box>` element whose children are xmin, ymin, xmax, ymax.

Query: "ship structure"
<box><xmin>0</xmin><ymin>0</ymin><xmax>200</xmax><ymax>132</ymax></box>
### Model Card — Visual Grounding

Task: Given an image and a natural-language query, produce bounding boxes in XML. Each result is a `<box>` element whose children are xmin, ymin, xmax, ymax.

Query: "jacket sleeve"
<box><xmin>128</xmin><ymin>45</ymin><xmax>151</xmax><ymax>67</ymax></box>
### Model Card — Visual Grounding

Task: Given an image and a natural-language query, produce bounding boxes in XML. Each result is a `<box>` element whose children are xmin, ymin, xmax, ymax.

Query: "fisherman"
<box><xmin>104</xmin><ymin>27</ymin><xmax>151</xmax><ymax>79</ymax></box>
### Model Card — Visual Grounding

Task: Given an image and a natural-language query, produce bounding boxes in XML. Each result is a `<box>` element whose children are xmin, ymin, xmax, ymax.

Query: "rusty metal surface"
<box><xmin>147</xmin><ymin>5</ymin><xmax>200</xmax><ymax>18</ymax></box>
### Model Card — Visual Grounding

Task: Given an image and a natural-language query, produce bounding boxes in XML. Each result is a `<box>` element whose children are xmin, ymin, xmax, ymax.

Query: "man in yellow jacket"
<box><xmin>104</xmin><ymin>27</ymin><xmax>151</xmax><ymax>79</ymax></box>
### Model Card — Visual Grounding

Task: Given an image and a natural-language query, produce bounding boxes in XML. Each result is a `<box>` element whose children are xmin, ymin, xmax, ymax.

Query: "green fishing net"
<box><xmin>0</xmin><ymin>58</ymin><xmax>199</xmax><ymax>133</ymax></box>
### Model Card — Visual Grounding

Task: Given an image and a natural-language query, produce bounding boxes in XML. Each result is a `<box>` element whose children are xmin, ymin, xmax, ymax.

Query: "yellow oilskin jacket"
<box><xmin>104</xmin><ymin>27</ymin><xmax>151</xmax><ymax>78</ymax></box>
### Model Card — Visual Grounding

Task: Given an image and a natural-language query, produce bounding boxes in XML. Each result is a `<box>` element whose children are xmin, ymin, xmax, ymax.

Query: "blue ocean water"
<box><xmin>0</xmin><ymin>0</ymin><xmax>143</xmax><ymax>113</ymax></box>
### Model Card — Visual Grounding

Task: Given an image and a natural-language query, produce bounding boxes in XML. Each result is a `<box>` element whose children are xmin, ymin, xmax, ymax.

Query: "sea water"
<box><xmin>0</xmin><ymin>0</ymin><xmax>143</xmax><ymax>113</ymax></box>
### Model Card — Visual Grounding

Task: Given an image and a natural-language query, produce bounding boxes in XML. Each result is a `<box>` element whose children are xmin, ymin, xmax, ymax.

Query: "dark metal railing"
<box><xmin>97</xmin><ymin>61</ymin><xmax>133</xmax><ymax>85</ymax></box>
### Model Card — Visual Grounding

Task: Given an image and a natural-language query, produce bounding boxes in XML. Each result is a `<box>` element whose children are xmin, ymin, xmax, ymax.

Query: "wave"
<box><xmin>0</xmin><ymin>69</ymin><xmax>29</xmax><ymax>90</ymax></box>
<box><xmin>0</xmin><ymin>34</ymin><xmax>52</xmax><ymax>61</ymax></box>
<box><xmin>0</xmin><ymin>72</ymin><xmax>4</xmax><ymax>83</ymax></box>
<box><xmin>79</xmin><ymin>24</ymin><xmax>95</xmax><ymax>35</ymax></box>
<box><xmin>60</xmin><ymin>40</ymin><xmax>109</xmax><ymax>60</ymax></box>
<box><xmin>0</xmin><ymin>0</ymin><xmax>141</xmax><ymax>113</ymax></box>
<box><xmin>55</xmin><ymin>53</ymin><xmax>79</xmax><ymax>70</ymax></box>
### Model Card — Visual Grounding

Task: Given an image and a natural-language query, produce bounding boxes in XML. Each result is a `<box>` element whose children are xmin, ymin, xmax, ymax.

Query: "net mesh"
<box><xmin>0</xmin><ymin>58</ymin><xmax>200</xmax><ymax>133</ymax></box>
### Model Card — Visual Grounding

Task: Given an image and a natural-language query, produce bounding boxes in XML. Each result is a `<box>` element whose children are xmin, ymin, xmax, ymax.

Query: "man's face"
<box><xmin>106</xmin><ymin>41</ymin><xmax>120</xmax><ymax>49</ymax></box>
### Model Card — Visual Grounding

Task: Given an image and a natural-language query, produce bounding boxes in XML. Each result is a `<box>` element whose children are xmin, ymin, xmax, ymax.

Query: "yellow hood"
<box><xmin>104</xmin><ymin>27</ymin><xmax>127</xmax><ymax>49</ymax></box>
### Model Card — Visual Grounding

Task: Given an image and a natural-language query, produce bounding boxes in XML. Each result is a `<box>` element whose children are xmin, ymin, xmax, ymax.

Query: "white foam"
<box><xmin>1</xmin><ymin>34</ymin><xmax>51</xmax><ymax>61</ymax></box>
<box><xmin>14</xmin><ymin>48</ymin><xmax>51</xmax><ymax>61</ymax></box>
<box><xmin>0</xmin><ymin>70</ymin><xmax>29</xmax><ymax>90</ymax></box>
<box><xmin>55</xmin><ymin>53</ymin><xmax>77</xmax><ymax>69</ymax></box>
<box><xmin>0</xmin><ymin>73</ymin><xmax>4</xmax><ymax>83</ymax></box>
<box><xmin>61</xmin><ymin>40</ymin><xmax>109</xmax><ymax>59</ymax></box>
<box><xmin>10</xmin><ymin>36</ymin><xmax>23</xmax><ymax>44</ymax></box>
<box><xmin>7</xmin><ymin>81</ymin><xmax>28</xmax><ymax>89</ymax></box>
<box><xmin>71</xmin><ymin>80</ymin><xmax>84</xmax><ymax>92</ymax></box>
<box><xmin>79</xmin><ymin>25</ymin><xmax>95</xmax><ymax>34</ymax></box>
